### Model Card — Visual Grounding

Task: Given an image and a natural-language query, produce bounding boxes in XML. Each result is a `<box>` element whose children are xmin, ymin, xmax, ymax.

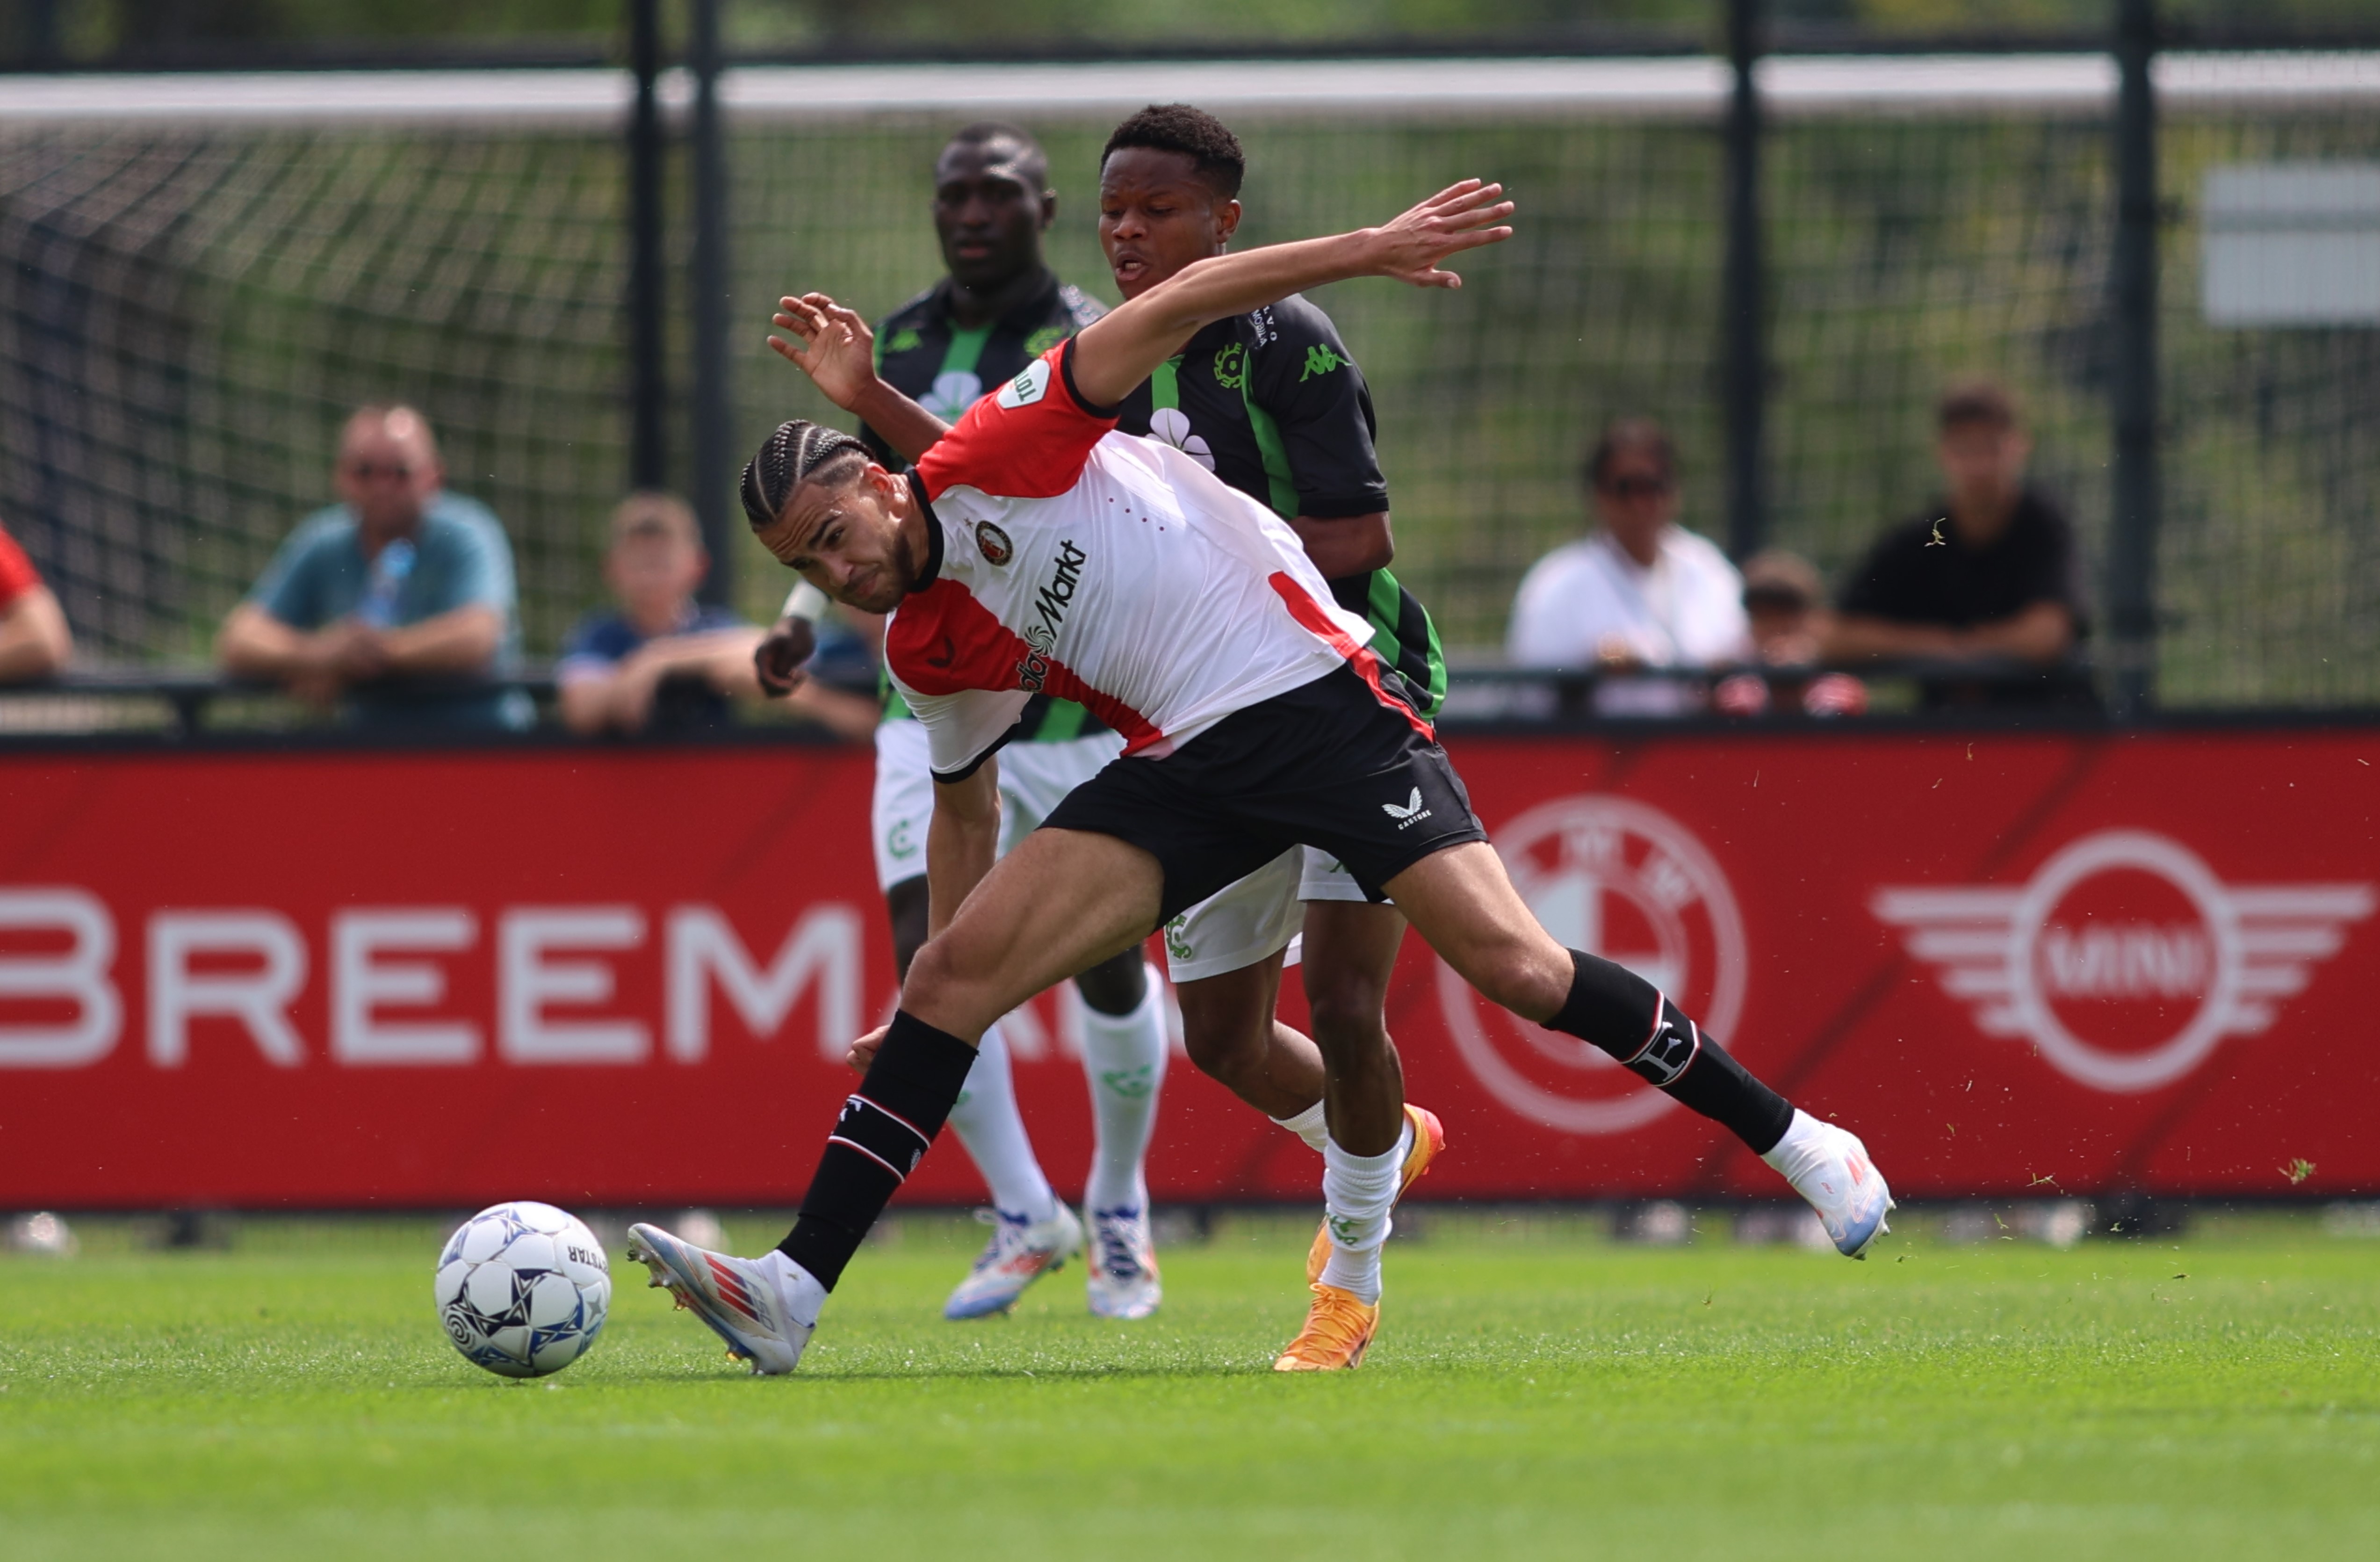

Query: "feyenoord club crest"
<box><xmin>1874</xmin><ymin>830</ymin><xmax>2373</xmax><ymax>1092</ymax></box>
<box><xmin>1437</xmin><ymin>795</ymin><xmax>1747</xmax><ymax>1135</ymax></box>
<box><xmin>974</xmin><ymin>522</ymin><xmax>1013</xmax><ymax>566</ymax></box>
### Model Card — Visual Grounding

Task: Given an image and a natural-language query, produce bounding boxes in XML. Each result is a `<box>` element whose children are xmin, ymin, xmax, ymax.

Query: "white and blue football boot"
<box><xmin>1761</xmin><ymin>1110</ymin><xmax>1895</xmax><ymax>1258</ymax></box>
<box><xmin>943</xmin><ymin>1205</ymin><xmax>1082</xmax><ymax>1320</ymax></box>
<box><xmin>1085</xmin><ymin>1203</ymin><xmax>1162</xmax><ymax>1321</ymax></box>
<box><xmin>626</xmin><ymin>1222</ymin><xmax>817</xmax><ymax>1375</ymax></box>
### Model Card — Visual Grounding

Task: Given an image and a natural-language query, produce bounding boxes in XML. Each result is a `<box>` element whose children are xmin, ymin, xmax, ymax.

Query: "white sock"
<box><xmin>1271</xmin><ymin>1099</ymin><xmax>1329</xmax><ymax>1155</ymax></box>
<box><xmin>1078</xmin><ymin>964</ymin><xmax>1167</xmax><ymax>1214</ymax></box>
<box><xmin>1315</xmin><ymin>1121</ymin><xmax>1412</xmax><ymax>1305</ymax></box>
<box><xmin>756</xmin><ymin>1250</ymin><xmax>827</xmax><ymax>1329</ymax></box>
<box><xmin>943</xmin><ymin>1021</ymin><xmax>1060</xmax><ymax>1222</ymax></box>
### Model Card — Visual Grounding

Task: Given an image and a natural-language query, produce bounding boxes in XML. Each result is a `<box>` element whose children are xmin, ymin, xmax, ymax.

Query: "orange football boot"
<box><xmin>1271</xmin><ymin>1283</ymin><xmax>1380</xmax><ymax>1372</ymax></box>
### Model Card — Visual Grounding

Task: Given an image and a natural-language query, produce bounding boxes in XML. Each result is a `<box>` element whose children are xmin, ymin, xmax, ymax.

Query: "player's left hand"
<box><xmin>844</xmin><ymin>1024</ymin><xmax>889</xmax><ymax>1072</ymax></box>
<box><xmin>1364</xmin><ymin>180</ymin><xmax>1515</xmax><ymax>289</ymax></box>
<box><xmin>769</xmin><ymin>293</ymin><xmax>877</xmax><ymax>412</ymax></box>
<box><xmin>753</xmin><ymin>615</ymin><xmax>816</xmax><ymax>697</ymax></box>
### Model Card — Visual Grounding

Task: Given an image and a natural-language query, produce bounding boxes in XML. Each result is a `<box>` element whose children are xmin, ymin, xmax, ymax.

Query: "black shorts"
<box><xmin>1040</xmin><ymin>661</ymin><xmax>1488</xmax><ymax>923</ymax></box>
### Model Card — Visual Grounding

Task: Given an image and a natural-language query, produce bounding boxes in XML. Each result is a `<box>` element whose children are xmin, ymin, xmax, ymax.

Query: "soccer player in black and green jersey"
<box><xmin>756</xmin><ymin>123</ymin><xmax>1170</xmax><ymax>1323</ymax></box>
<box><xmin>1098</xmin><ymin>105</ymin><xmax>1449</xmax><ymax>1365</ymax></box>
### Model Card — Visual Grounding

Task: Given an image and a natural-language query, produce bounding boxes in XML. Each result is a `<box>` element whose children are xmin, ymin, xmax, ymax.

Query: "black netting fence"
<box><xmin>1</xmin><ymin>55</ymin><xmax>2375</xmax><ymax>703</ymax></box>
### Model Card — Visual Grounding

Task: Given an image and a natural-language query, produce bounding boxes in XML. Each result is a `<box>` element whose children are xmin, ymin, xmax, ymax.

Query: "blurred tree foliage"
<box><xmin>14</xmin><ymin>0</ymin><xmax>2377</xmax><ymax>67</ymax></box>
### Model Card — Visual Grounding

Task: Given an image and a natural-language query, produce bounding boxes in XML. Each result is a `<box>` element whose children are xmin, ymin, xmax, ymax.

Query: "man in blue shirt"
<box><xmin>216</xmin><ymin>404</ymin><xmax>528</xmax><ymax>731</ymax></box>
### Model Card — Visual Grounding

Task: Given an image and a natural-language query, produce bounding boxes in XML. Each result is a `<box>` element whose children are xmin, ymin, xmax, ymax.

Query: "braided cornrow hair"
<box><xmin>740</xmin><ymin>419</ymin><xmax>872</xmax><ymax>531</ymax></box>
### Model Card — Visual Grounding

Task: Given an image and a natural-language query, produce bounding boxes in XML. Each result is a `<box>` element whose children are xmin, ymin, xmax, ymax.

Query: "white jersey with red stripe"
<box><xmin>886</xmin><ymin>340</ymin><xmax>1381</xmax><ymax>779</ymax></box>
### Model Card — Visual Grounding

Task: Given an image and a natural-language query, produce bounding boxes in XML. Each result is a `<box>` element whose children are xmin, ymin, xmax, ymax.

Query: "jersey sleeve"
<box><xmin>1836</xmin><ymin>520</ymin><xmax>1928</xmax><ymax>620</ymax></box>
<box><xmin>1248</xmin><ymin>301</ymin><xmax>1390</xmax><ymax>520</ymax></box>
<box><xmin>914</xmin><ymin>338</ymin><xmax>1118</xmax><ymax>502</ymax></box>
<box><xmin>0</xmin><ymin>523</ymin><xmax>39</xmax><ymax>611</ymax></box>
<box><xmin>902</xmin><ymin>684</ymin><xmax>1032</xmax><ymax>781</ymax></box>
<box><xmin>246</xmin><ymin>513</ymin><xmax>338</xmax><ymax>628</ymax></box>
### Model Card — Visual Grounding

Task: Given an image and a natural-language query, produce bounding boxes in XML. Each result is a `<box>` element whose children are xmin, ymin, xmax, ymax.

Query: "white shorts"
<box><xmin>1160</xmin><ymin>846</ymin><xmax>1369</xmax><ymax>983</ymax></box>
<box><xmin>870</xmin><ymin>718</ymin><xmax>1126</xmax><ymax>890</ymax></box>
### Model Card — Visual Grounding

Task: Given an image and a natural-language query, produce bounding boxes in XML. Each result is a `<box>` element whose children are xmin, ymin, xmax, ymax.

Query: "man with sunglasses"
<box><xmin>218</xmin><ymin>403</ymin><xmax>527</xmax><ymax>730</ymax></box>
<box><xmin>1507</xmin><ymin>417</ymin><xmax>1750</xmax><ymax>716</ymax></box>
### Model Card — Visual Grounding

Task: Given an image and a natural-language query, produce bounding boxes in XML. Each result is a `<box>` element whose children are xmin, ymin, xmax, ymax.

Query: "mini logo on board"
<box><xmin>997</xmin><ymin>359</ymin><xmax>1051</xmax><ymax>409</ymax></box>
<box><xmin>975</xmin><ymin>522</ymin><xmax>1014</xmax><ymax>566</ymax></box>
<box><xmin>1875</xmin><ymin>830</ymin><xmax>2373</xmax><ymax>1093</ymax></box>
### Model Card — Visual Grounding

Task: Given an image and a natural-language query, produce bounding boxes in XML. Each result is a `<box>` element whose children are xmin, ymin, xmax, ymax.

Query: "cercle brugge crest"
<box><xmin>975</xmin><ymin>522</ymin><xmax>1013</xmax><ymax>566</ymax></box>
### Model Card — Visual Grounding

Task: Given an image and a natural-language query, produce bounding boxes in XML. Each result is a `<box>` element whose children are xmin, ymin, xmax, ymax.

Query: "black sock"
<box><xmin>1543</xmin><ymin>950</ymin><xmax>1794</xmax><ymax>1155</ymax></box>
<box><xmin>776</xmin><ymin>1010</ymin><xmax>977</xmax><ymax>1290</ymax></box>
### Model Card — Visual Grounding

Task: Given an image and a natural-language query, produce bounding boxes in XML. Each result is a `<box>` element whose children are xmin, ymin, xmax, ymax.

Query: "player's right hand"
<box><xmin>753</xmin><ymin>614</ymin><xmax>816</xmax><ymax>697</ymax></box>
<box><xmin>1365</xmin><ymin>179</ymin><xmax>1515</xmax><ymax>289</ymax></box>
<box><xmin>768</xmin><ymin>293</ymin><xmax>878</xmax><ymax>413</ymax></box>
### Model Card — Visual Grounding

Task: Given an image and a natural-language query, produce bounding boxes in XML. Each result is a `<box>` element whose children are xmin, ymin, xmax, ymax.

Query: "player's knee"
<box><xmin>901</xmin><ymin>934</ymin><xmax>978</xmax><ymax>1013</ymax></box>
<box><xmin>1071</xmin><ymin>947</ymin><xmax>1148</xmax><ymax>1016</ymax></box>
<box><xmin>1305</xmin><ymin>980</ymin><xmax>1389</xmax><ymax>1055</ymax></box>
<box><xmin>1452</xmin><ymin>933</ymin><xmax>1568</xmax><ymax>1021</ymax></box>
<box><xmin>1179</xmin><ymin>1007</ymin><xmax>1264</xmax><ymax>1086</ymax></box>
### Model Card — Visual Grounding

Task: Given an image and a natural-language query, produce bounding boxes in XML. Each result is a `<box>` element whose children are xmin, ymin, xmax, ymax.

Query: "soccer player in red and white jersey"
<box><xmin>627</xmin><ymin>181</ymin><xmax>1894</xmax><ymax>1376</ymax></box>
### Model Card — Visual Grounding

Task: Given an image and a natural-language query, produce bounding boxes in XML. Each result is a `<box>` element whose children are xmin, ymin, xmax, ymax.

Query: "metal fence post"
<box><xmin>2107</xmin><ymin>0</ymin><xmax>2162</xmax><ymax>718</ymax></box>
<box><xmin>688</xmin><ymin>0</ymin><xmax>732</xmax><ymax>605</ymax></box>
<box><xmin>1723</xmin><ymin>0</ymin><xmax>1767</xmax><ymax>564</ymax></box>
<box><xmin>627</xmin><ymin>0</ymin><xmax>668</xmax><ymax>492</ymax></box>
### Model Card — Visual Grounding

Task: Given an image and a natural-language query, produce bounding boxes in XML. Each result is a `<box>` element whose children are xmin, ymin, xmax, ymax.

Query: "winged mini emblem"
<box><xmin>1873</xmin><ymin>829</ymin><xmax>2372</xmax><ymax>1092</ymax></box>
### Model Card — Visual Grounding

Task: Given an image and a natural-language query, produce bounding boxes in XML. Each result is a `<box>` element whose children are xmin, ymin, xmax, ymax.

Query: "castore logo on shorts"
<box><xmin>1017</xmin><ymin>539</ymin><xmax>1086</xmax><ymax>693</ymax></box>
<box><xmin>1875</xmin><ymin>830</ymin><xmax>2373</xmax><ymax>1092</ymax></box>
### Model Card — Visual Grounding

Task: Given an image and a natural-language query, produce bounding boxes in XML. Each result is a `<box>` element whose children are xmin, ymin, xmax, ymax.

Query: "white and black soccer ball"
<box><xmin>434</xmin><ymin>1201</ymin><xmax>611</xmax><ymax>1379</ymax></box>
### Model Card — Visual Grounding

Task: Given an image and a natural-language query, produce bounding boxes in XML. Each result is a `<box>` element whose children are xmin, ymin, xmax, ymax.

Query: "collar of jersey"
<box><xmin>907</xmin><ymin>467</ymin><xmax>945</xmax><ymax>592</ymax></box>
<box><xmin>929</xmin><ymin>268</ymin><xmax>1060</xmax><ymax>335</ymax></box>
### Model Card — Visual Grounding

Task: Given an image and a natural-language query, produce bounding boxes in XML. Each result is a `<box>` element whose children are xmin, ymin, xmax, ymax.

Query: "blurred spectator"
<box><xmin>556</xmin><ymin>493</ymin><xmax>873</xmax><ymax>739</ymax></box>
<box><xmin>1507</xmin><ymin>418</ymin><xmax>1749</xmax><ymax>715</ymax></box>
<box><xmin>1713</xmin><ymin>551</ymin><xmax>1868</xmax><ymax>718</ymax></box>
<box><xmin>1823</xmin><ymin>379</ymin><xmax>2095</xmax><ymax>709</ymax></box>
<box><xmin>0</xmin><ymin>519</ymin><xmax>71</xmax><ymax>682</ymax></box>
<box><xmin>216</xmin><ymin>405</ymin><xmax>529</xmax><ymax>730</ymax></box>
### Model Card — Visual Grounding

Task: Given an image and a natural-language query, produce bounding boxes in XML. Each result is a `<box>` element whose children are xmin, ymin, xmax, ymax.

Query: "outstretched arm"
<box><xmin>1067</xmin><ymin>180</ymin><xmax>1512</xmax><ymax>410</ymax></box>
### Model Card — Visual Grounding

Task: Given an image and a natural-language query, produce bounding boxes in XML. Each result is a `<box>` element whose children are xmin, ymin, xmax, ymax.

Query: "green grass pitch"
<box><xmin>0</xmin><ymin>1209</ymin><xmax>2373</xmax><ymax>1561</ymax></box>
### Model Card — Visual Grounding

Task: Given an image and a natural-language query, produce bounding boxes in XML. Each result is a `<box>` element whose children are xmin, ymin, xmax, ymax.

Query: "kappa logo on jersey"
<box><xmin>1016</xmin><ymin>540</ymin><xmax>1088</xmax><ymax>692</ymax></box>
<box><xmin>1437</xmin><ymin>795</ymin><xmax>1748</xmax><ymax>1136</ymax></box>
<box><xmin>1875</xmin><ymin>829</ymin><xmax>2373</xmax><ymax>1093</ymax></box>
<box><xmin>1300</xmin><ymin>344</ymin><xmax>1349</xmax><ymax>382</ymax></box>
<box><xmin>975</xmin><ymin>521</ymin><xmax>1014</xmax><ymax>566</ymax></box>
<box><xmin>1382</xmin><ymin>787</ymin><xmax>1433</xmax><ymax>829</ymax></box>
<box><xmin>997</xmin><ymin>359</ymin><xmax>1052</xmax><ymax>409</ymax></box>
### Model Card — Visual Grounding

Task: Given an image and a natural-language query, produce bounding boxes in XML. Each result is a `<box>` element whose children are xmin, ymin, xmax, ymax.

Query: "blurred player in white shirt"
<box><xmin>1506</xmin><ymin>418</ymin><xmax>1749</xmax><ymax>716</ymax></box>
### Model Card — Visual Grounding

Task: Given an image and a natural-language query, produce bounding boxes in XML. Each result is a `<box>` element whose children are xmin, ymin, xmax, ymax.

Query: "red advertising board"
<box><xmin>1</xmin><ymin>724</ymin><xmax>2374</xmax><ymax>1209</ymax></box>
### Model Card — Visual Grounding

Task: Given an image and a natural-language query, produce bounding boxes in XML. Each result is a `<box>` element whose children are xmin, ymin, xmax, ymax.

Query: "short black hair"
<box><xmin>1584</xmin><ymin>417</ymin><xmax>1678</xmax><ymax>492</ymax></box>
<box><xmin>741</xmin><ymin>419</ymin><xmax>869</xmax><ymax>531</ymax></box>
<box><xmin>1101</xmin><ymin>104</ymin><xmax>1245</xmax><ymax>200</ymax></box>
<box><xmin>1937</xmin><ymin>376</ymin><xmax>2019</xmax><ymax>434</ymax></box>
<box><xmin>941</xmin><ymin>121</ymin><xmax>1050</xmax><ymax>191</ymax></box>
